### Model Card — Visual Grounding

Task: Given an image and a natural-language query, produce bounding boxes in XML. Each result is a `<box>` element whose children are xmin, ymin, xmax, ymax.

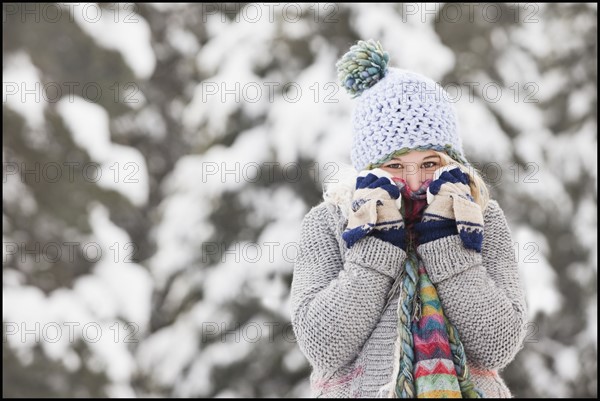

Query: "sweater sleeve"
<box><xmin>290</xmin><ymin>202</ymin><xmax>407</xmax><ymax>373</ymax></box>
<box><xmin>415</xmin><ymin>199</ymin><xmax>528</xmax><ymax>370</ymax></box>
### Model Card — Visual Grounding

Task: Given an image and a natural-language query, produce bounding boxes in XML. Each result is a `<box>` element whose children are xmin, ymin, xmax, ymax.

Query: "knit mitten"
<box><xmin>342</xmin><ymin>168</ymin><xmax>407</xmax><ymax>250</ymax></box>
<box><xmin>414</xmin><ymin>166</ymin><xmax>484</xmax><ymax>252</ymax></box>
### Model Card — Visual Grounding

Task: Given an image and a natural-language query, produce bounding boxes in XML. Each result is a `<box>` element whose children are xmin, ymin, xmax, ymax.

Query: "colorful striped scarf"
<box><xmin>388</xmin><ymin>179</ymin><xmax>482</xmax><ymax>398</ymax></box>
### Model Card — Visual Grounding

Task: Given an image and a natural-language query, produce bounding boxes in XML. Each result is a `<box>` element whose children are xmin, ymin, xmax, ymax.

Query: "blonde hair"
<box><xmin>435</xmin><ymin>151</ymin><xmax>491</xmax><ymax>213</ymax></box>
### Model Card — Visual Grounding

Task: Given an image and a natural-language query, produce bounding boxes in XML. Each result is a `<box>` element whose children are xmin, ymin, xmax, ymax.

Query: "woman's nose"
<box><xmin>405</xmin><ymin>172</ymin><xmax>422</xmax><ymax>192</ymax></box>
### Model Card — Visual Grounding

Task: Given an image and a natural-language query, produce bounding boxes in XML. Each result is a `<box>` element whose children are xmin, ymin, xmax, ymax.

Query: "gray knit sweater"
<box><xmin>290</xmin><ymin>187</ymin><xmax>528</xmax><ymax>398</ymax></box>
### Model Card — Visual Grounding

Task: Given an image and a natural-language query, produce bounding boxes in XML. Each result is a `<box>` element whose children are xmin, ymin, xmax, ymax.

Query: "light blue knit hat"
<box><xmin>336</xmin><ymin>39</ymin><xmax>468</xmax><ymax>171</ymax></box>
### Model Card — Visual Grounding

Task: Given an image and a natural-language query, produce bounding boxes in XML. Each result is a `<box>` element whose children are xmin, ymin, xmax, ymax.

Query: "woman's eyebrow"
<box><xmin>391</xmin><ymin>155</ymin><xmax>440</xmax><ymax>162</ymax></box>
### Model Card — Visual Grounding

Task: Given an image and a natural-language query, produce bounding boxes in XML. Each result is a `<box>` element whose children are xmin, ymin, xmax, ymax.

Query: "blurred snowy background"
<box><xmin>2</xmin><ymin>2</ymin><xmax>597</xmax><ymax>398</ymax></box>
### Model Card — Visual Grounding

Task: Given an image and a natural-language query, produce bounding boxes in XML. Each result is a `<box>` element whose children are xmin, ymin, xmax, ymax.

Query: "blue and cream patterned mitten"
<box><xmin>342</xmin><ymin>168</ymin><xmax>407</xmax><ymax>250</ymax></box>
<box><xmin>414</xmin><ymin>166</ymin><xmax>484</xmax><ymax>252</ymax></box>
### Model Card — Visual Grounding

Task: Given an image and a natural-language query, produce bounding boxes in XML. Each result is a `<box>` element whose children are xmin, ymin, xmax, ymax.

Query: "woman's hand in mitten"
<box><xmin>342</xmin><ymin>168</ymin><xmax>407</xmax><ymax>250</ymax></box>
<box><xmin>414</xmin><ymin>165</ymin><xmax>484</xmax><ymax>252</ymax></box>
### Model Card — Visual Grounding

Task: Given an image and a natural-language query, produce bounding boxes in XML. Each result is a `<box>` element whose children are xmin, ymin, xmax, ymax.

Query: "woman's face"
<box><xmin>379</xmin><ymin>150</ymin><xmax>441</xmax><ymax>192</ymax></box>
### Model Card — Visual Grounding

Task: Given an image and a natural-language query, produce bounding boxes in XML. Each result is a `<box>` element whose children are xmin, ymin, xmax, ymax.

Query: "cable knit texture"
<box><xmin>291</xmin><ymin>194</ymin><xmax>528</xmax><ymax>398</ymax></box>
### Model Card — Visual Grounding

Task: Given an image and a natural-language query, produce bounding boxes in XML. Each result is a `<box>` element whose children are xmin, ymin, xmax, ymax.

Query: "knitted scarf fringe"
<box><xmin>396</xmin><ymin>255</ymin><xmax>418</xmax><ymax>398</ymax></box>
<box><xmin>445</xmin><ymin>316</ymin><xmax>483</xmax><ymax>398</ymax></box>
<box><xmin>379</xmin><ymin>270</ymin><xmax>406</xmax><ymax>398</ymax></box>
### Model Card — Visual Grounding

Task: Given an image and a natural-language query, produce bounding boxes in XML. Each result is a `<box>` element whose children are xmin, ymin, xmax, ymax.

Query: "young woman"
<box><xmin>290</xmin><ymin>40</ymin><xmax>528</xmax><ymax>398</ymax></box>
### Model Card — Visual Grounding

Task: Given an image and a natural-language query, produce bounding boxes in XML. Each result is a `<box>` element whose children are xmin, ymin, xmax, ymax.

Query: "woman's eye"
<box><xmin>386</xmin><ymin>163</ymin><xmax>403</xmax><ymax>169</ymax></box>
<box><xmin>422</xmin><ymin>161</ymin><xmax>438</xmax><ymax>169</ymax></box>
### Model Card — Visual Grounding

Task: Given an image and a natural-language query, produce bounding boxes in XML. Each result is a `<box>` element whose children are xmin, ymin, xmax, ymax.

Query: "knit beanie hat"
<box><xmin>336</xmin><ymin>39</ymin><xmax>469</xmax><ymax>172</ymax></box>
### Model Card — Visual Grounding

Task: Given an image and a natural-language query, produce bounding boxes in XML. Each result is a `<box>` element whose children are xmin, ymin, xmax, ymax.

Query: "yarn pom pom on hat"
<box><xmin>336</xmin><ymin>39</ymin><xmax>469</xmax><ymax>172</ymax></box>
